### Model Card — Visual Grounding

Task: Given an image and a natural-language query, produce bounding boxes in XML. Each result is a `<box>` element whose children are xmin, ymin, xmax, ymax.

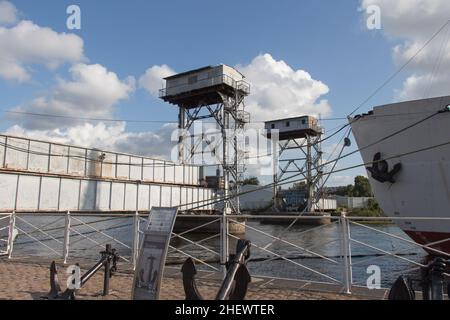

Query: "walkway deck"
<box><xmin>0</xmin><ymin>258</ymin><xmax>387</xmax><ymax>300</ymax></box>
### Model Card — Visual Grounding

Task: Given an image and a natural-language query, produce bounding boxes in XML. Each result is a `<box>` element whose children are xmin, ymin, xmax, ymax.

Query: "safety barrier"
<box><xmin>1</xmin><ymin>211</ymin><xmax>449</xmax><ymax>295</ymax></box>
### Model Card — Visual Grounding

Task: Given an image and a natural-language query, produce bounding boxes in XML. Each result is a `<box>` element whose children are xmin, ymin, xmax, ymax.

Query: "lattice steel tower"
<box><xmin>265</xmin><ymin>116</ymin><xmax>324</xmax><ymax>212</ymax></box>
<box><xmin>160</xmin><ymin>64</ymin><xmax>250</xmax><ymax>270</ymax></box>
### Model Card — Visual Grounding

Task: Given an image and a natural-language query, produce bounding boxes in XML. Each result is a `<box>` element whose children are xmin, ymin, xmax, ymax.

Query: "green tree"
<box><xmin>242</xmin><ymin>177</ymin><xmax>260</xmax><ymax>185</ymax></box>
<box><xmin>352</xmin><ymin>176</ymin><xmax>373</xmax><ymax>197</ymax></box>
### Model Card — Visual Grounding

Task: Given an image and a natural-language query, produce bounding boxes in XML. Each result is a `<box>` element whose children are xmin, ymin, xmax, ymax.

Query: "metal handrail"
<box><xmin>3</xmin><ymin>212</ymin><xmax>450</xmax><ymax>296</ymax></box>
<box><xmin>159</xmin><ymin>74</ymin><xmax>250</xmax><ymax>98</ymax></box>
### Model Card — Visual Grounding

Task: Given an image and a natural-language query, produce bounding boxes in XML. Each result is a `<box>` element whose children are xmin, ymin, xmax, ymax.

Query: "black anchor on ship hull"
<box><xmin>181</xmin><ymin>239</ymin><xmax>252</xmax><ymax>300</ymax></box>
<box><xmin>366</xmin><ymin>152</ymin><xmax>402</xmax><ymax>184</ymax></box>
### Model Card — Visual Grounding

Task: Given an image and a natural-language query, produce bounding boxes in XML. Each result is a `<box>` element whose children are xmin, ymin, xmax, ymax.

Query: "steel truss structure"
<box><xmin>161</xmin><ymin>74</ymin><xmax>250</xmax><ymax>273</ymax></box>
<box><xmin>273</xmin><ymin>133</ymin><xmax>323</xmax><ymax>212</ymax></box>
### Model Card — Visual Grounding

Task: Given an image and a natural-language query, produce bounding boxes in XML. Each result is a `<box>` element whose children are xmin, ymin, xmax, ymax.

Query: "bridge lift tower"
<box><xmin>159</xmin><ymin>64</ymin><xmax>250</xmax><ymax>271</ymax></box>
<box><xmin>265</xmin><ymin>116</ymin><xmax>324</xmax><ymax>212</ymax></box>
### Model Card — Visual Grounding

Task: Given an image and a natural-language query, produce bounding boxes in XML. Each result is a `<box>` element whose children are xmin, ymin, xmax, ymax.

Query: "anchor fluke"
<box><xmin>388</xmin><ymin>276</ymin><xmax>415</xmax><ymax>300</ymax></box>
<box><xmin>181</xmin><ymin>258</ymin><xmax>204</xmax><ymax>300</ymax></box>
<box><xmin>181</xmin><ymin>239</ymin><xmax>252</xmax><ymax>300</ymax></box>
<box><xmin>46</xmin><ymin>261</ymin><xmax>62</xmax><ymax>299</ymax></box>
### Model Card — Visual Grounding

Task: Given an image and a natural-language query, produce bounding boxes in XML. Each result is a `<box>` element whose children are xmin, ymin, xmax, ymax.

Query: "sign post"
<box><xmin>131</xmin><ymin>207</ymin><xmax>178</xmax><ymax>300</ymax></box>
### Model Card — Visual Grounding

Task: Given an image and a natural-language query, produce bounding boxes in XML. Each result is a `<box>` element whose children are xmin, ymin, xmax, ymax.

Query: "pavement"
<box><xmin>0</xmin><ymin>258</ymin><xmax>384</xmax><ymax>300</ymax></box>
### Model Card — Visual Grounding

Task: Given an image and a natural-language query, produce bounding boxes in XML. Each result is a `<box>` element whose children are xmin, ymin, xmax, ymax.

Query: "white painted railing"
<box><xmin>1</xmin><ymin>212</ymin><xmax>449</xmax><ymax>294</ymax></box>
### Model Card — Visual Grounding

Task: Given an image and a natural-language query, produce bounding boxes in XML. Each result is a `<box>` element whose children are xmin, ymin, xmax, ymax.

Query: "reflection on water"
<box><xmin>1</xmin><ymin>215</ymin><xmax>428</xmax><ymax>288</ymax></box>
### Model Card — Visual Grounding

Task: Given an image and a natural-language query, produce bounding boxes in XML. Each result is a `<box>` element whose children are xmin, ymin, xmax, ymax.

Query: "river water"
<box><xmin>1</xmin><ymin>215</ymin><xmax>428</xmax><ymax>289</ymax></box>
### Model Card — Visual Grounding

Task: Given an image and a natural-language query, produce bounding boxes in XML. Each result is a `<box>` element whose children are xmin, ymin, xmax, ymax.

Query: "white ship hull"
<box><xmin>350</xmin><ymin>96</ymin><xmax>450</xmax><ymax>254</ymax></box>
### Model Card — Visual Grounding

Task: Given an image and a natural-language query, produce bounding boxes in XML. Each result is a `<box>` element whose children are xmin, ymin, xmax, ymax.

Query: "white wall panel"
<box><xmin>39</xmin><ymin>177</ymin><xmax>59</xmax><ymax>211</ymax></box>
<box><xmin>171</xmin><ymin>186</ymin><xmax>180</xmax><ymax>207</ymax></box>
<box><xmin>124</xmin><ymin>184</ymin><xmax>138</xmax><ymax>210</ymax></box>
<box><xmin>95</xmin><ymin>181</ymin><xmax>111</xmax><ymax>211</ymax></box>
<box><xmin>150</xmin><ymin>185</ymin><xmax>161</xmax><ymax>208</ymax></box>
<box><xmin>16</xmin><ymin>175</ymin><xmax>40</xmax><ymax>210</ymax></box>
<box><xmin>137</xmin><ymin>185</ymin><xmax>150</xmax><ymax>211</ymax></box>
<box><xmin>161</xmin><ymin>186</ymin><xmax>171</xmax><ymax>207</ymax></box>
<box><xmin>111</xmin><ymin>183</ymin><xmax>125</xmax><ymax>210</ymax></box>
<box><xmin>79</xmin><ymin>180</ymin><xmax>97</xmax><ymax>210</ymax></box>
<box><xmin>59</xmin><ymin>179</ymin><xmax>80</xmax><ymax>210</ymax></box>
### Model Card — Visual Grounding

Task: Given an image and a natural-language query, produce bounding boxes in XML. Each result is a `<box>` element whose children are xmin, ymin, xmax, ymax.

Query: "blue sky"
<box><xmin>1</xmin><ymin>0</ymin><xmax>448</xmax><ymax>186</ymax></box>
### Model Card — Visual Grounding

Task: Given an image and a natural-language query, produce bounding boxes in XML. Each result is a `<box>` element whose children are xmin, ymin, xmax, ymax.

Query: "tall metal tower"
<box><xmin>265</xmin><ymin>116</ymin><xmax>323</xmax><ymax>212</ymax></box>
<box><xmin>159</xmin><ymin>64</ymin><xmax>250</xmax><ymax>271</ymax></box>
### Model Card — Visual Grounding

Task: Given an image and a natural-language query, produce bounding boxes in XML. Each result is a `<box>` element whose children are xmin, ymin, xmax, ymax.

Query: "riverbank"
<box><xmin>0</xmin><ymin>258</ymin><xmax>384</xmax><ymax>300</ymax></box>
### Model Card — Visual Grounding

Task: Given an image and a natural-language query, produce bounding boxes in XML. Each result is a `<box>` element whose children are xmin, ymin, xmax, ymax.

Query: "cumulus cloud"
<box><xmin>0</xmin><ymin>20</ymin><xmax>84</xmax><ymax>81</ymax></box>
<box><xmin>10</xmin><ymin>63</ymin><xmax>135</xmax><ymax>130</ymax></box>
<box><xmin>139</xmin><ymin>64</ymin><xmax>176</xmax><ymax>96</ymax></box>
<box><xmin>6</xmin><ymin>122</ymin><xmax>178</xmax><ymax>159</ymax></box>
<box><xmin>236</xmin><ymin>54</ymin><xmax>331</xmax><ymax>122</ymax></box>
<box><xmin>360</xmin><ymin>0</ymin><xmax>450</xmax><ymax>100</ymax></box>
<box><xmin>0</xmin><ymin>1</ymin><xmax>17</xmax><ymax>25</ymax></box>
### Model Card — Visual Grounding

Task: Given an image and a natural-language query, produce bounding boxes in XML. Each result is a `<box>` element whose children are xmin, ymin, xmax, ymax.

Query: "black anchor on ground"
<box><xmin>181</xmin><ymin>239</ymin><xmax>252</xmax><ymax>300</ymax></box>
<box><xmin>43</xmin><ymin>244</ymin><xmax>119</xmax><ymax>300</ymax></box>
<box><xmin>388</xmin><ymin>257</ymin><xmax>450</xmax><ymax>300</ymax></box>
<box><xmin>366</xmin><ymin>152</ymin><xmax>402</xmax><ymax>184</ymax></box>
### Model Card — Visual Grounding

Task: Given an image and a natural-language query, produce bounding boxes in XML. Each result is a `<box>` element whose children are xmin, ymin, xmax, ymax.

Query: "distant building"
<box><xmin>279</xmin><ymin>190</ymin><xmax>307</xmax><ymax>207</ymax></box>
<box><xmin>239</xmin><ymin>185</ymin><xmax>273</xmax><ymax>211</ymax></box>
<box><xmin>334</xmin><ymin>196</ymin><xmax>374</xmax><ymax>209</ymax></box>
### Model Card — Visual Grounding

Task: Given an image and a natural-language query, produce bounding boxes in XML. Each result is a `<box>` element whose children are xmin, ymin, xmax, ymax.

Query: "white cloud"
<box><xmin>361</xmin><ymin>0</ymin><xmax>450</xmax><ymax>100</ymax></box>
<box><xmin>10</xmin><ymin>63</ymin><xmax>135</xmax><ymax>130</ymax></box>
<box><xmin>236</xmin><ymin>53</ymin><xmax>331</xmax><ymax>122</ymax></box>
<box><xmin>6</xmin><ymin>122</ymin><xmax>177</xmax><ymax>160</ymax></box>
<box><xmin>0</xmin><ymin>1</ymin><xmax>18</xmax><ymax>25</ymax></box>
<box><xmin>139</xmin><ymin>64</ymin><xmax>176</xmax><ymax>97</ymax></box>
<box><xmin>0</xmin><ymin>20</ymin><xmax>84</xmax><ymax>81</ymax></box>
